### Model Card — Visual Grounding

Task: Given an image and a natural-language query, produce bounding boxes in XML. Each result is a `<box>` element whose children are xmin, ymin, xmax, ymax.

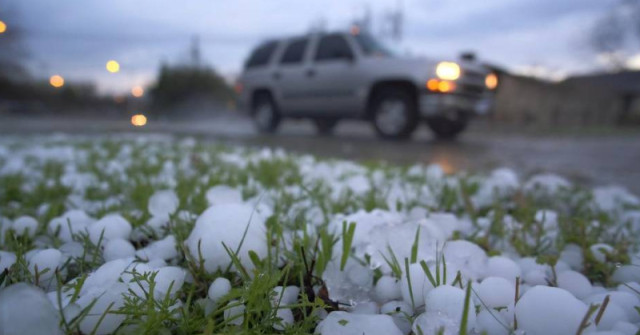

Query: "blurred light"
<box><xmin>49</xmin><ymin>75</ymin><xmax>64</xmax><ymax>88</ymax></box>
<box><xmin>485</xmin><ymin>73</ymin><xmax>498</xmax><ymax>90</ymax></box>
<box><xmin>426</xmin><ymin>79</ymin><xmax>440</xmax><ymax>91</ymax></box>
<box><xmin>131</xmin><ymin>114</ymin><xmax>147</xmax><ymax>127</ymax></box>
<box><xmin>106</xmin><ymin>60</ymin><xmax>120</xmax><ymax>73</ymax></box>
<box><xmin>234</xmin><ymin>82</ymin><xmax>243</xmax><ymax>94</ymax></box>
<box><xmin>436</xmin><ymin>62</ymin><xmax>460</xmax><ymax>81</ymax></box>
<box><xmin>438</xmin><ymin>81</ymin><xmax>456</xmax><ymax>93</ymax></box>
<box><xmin>131</xmin><ymin>86</ymin><xmax>144</xmax><ymax>98</ymax></box>
<box><xmin>0</xmin><ymin>21</ymin><xmax>6</xmax><ymax>34</ymax></box>
<box><xmin>350</xmin><ymin>25</ymin><xmax>360</xmax><ymax>35</ymax></box>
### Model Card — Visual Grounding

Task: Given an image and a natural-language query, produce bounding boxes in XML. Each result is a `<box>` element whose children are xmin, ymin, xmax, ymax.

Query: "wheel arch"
<box><xmin>365</xmin><ymin>79</ymin><xmax>419</xmax><ymax>119</ymax></box>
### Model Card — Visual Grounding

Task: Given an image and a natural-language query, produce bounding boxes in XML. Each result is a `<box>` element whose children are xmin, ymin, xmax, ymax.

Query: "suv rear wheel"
<box><xmin>425</xmin><ymin>110</ymin><xmax>469</xmax><ymax>140</ymax></box>
<box><xmin>252</xmin><ymin>93</ymin><xmax>280</xmax><ymax>133</ymax></box>
<box><xmin>313</xmin><ymin>119</ymin><xmax>339</xmax><ymax>135</ymax></box>
<box><xmin>371</xmin><ymin>87</ymin><xmax>418</xmax><ymax>140</ymax></box>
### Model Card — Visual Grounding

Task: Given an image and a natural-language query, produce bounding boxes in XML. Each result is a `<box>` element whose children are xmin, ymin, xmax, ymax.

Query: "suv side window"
<box><xmin>314</xmin><ymin>34</ymin><xmax>353</xmax><ymax>62</ymax></box>
<box><xmin>245</xmin><ymin>41</ymin><xmax>278</xmax><ymax>69</ymax></box>
<box><xmin>280</xmin><ymin>38</ymin><xmax>309</xmax><ymax>65</ymax></box>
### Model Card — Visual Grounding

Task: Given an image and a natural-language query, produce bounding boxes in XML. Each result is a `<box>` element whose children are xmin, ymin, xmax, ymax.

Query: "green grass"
<box><xmin>0</xmin><ymin>136</ymin><xmax>638</xmax><ymax>334</ymax></box>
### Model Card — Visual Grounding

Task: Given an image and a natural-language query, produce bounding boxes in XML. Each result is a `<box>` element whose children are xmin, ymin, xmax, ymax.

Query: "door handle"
<box><xmin>273</xmin><ymin>72</ymin><xmax>281</xmax><ymax>80</ymax></box>
<box><xmin>306</xmin><ymin>69</ymin><xmax>316</xmax><ymax>77</ymax></box>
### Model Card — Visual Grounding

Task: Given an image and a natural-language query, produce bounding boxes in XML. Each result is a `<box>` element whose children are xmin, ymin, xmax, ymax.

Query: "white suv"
<box><xmin>236</xmin><ymin>31</ymin><xmax>496</xmax><ymax>139</ymax></box>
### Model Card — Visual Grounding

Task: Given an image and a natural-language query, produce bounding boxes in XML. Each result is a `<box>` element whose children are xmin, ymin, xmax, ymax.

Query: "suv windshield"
<box><xmin>353</xmin><ymin>33</ymin><xmax>396</xmax><ymax>57</ymax></box>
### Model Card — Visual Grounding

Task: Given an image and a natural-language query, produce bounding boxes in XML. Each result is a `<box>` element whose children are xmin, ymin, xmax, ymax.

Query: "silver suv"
<box><xmin>237</xmin><ymin>31</ymin><xmax>496</xmax><ymax>139</ymax></box>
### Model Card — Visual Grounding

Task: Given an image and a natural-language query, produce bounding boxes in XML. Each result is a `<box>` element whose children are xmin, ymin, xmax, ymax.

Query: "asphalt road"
<box><xmin>1</xmin><ymin>114</ymin><xmax>639</xmax><ymax>194</ymax></box>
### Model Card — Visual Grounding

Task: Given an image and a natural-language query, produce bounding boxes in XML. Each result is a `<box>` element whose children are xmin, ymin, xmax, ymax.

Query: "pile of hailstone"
<box><xmin>0</xmin><ymin>135</ymin><xmax>639</xmax><ymax>335</ymax></box>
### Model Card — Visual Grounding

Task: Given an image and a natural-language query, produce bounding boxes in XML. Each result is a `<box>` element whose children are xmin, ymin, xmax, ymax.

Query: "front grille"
<box><xmin>459</xmin><ymin>83</ymin><xmax>485</xmax><ymax>97</ymax></box>
<box><xmin>463</xmin><ymin>71</ymin><xmax>484</xmax><ymax>83</ymax></box>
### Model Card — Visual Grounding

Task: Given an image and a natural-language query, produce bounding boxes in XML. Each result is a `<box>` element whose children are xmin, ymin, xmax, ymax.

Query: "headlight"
<box><xmin>485</xmin><ymin>73</ymin><xmax>498</xmax><ymax>90</ymax></box>
<box><xmin>436</xmin><ymin>62</ymin><xmax>460</xmax><ymax>81</ymax></box>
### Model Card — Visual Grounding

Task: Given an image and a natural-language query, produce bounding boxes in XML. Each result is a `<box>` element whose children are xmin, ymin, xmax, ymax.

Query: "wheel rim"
<box><xmin>254</xmin><ymin>103</ymin><xmax>273</xmax><ymax>129</ymax></box>
<box><xmin>375</xmin><ymin>99</ymin><xmax>408</xmax><ymax>135</ymax></box>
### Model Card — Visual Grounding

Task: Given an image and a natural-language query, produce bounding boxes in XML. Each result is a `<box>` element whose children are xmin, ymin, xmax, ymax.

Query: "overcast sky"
<box><xmin>6</xmin><ymin>0</ymin><xmax>617</xmax><ymax>94</ymax></box>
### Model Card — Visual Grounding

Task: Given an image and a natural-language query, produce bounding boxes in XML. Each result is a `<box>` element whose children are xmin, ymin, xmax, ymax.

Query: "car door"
<box><xmin>305</xmin><ymin>33</ymin><xmax>361</xmax><ymax>115</ymax></box>
<box><xmin>272</xmin><ymin>37</ymin><xmax>314</xmax><ymax>114</ymax></box>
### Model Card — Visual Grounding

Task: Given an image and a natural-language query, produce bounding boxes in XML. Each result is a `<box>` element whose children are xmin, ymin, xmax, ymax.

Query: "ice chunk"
<box><xmin>524</xmin><ymin>174</ymin><xmax>571</xmax><ymax>194</ymax></box>
<box><xmin>375</xmin><ymin>276</ymin><xmax>402</xmax><ymax>302</ymax></box>
<box><xmin>208</xmin><ymin>277</ymin><xmax>232</xmax><ymax>302</ymax></box>
<box><xmin>350</xmin><ymin>301</ymin><xmax>379</xmax><ymax>314</ymax></box>
<box><xmin>590</xmin><ymin>302</ymin><xmax>629</xmax><ymax>331</ymax></box>
<box><xmin>103</xmin><ymin>238</ymin><xmax>135</xmax><ymax>261</ymax></box>
<box><xmin>613</xmin><ymin>321</ymin><xmax>639</xmax><ymax>335</ymax></box>
<box><xmin>135</xmin><ymin>235</ymin><xmax>178</xmax><ymax>261</ymax></box>
<box><xmin>381</xmin><ymin>300</ymin><xmax>413</xmax><ymax>334</ymax></box>
<box><xmin>485</xmin><ymin>256</ymin><xmax>521</xmax><ymax>283</ymax></box>
<box><xmin>442</xmin><ymin>240</ymin><xmax>488</xmax><ymax>280</ymax></box>
<box><xmin>11</xmin><ymin>216</ymin><xmax>38</xmax><ymax>237</ymax></box>
<box><xmin>401</xmin><ymin>263</ymin><xmax>429</xmax><ymax>308</ymax></box>
<box><xmin>560</xmin><ymin>244</ymin><xmax>584</xmax><ymax>271</ymax></box>
<box><xmin>88</xmin><ymin>214</ymin><xmax>132</xmax><ymax>244</ymax></box>
<box><xmin>205</xmin><ymin>185</ymin><xmax>243</xmax><ymax>206</ymax></box>
<box><xmin>592</xmin><ymin>186</ymin><xmax>639</xmax><ymax>212</ymax></box>
<box><xmin>323</xmin><ymin>259</ymin><xmax>374</xmax><ymax>305</ymax></box>
<box><xmin>424</xmin><ymin>285</ymin><xmax>475</xmax><ymax>332</ymax></box>
<box><xmin>611</xmin><ymin>265</ymin><xmax>640</xmax><ymax>284</ymax></box>
<box><xmin>272</xmin><ymin>285</ymin><xmax>300</xmax><ymax>307</ymax></box>
<box><xmin>77</xmin><ymin>283</ymin><xmax>127</xmax><ymax>335</ymax></box>
<box><xmin>28</xmin><ymin>248</ymin><xmax>62</xmax><ymax>284</ymax></box>
<box><xmin>590</xmin><ymin>243</ymin><xmax>615</xmax><ymax>263</ymax></box>
<box><xmin>153</xmin><ymin>266</ymin><xmax>185</xmax><ymax>297</ymax></box>
<box><xmin>274</xmin><ymin>308</ymin><xmax>294</xmax><ymax>331</ymax></box>
<box><xmin>476</xmin><ymin>309</ymin><xmax>510</xmax><ymax>335</ymax></box>
<box><xmin>82</xmin><ymin>258</ymin><xmax>132</xmax><ymax>295</ymax></box>
<box><xmin>412</xmin><ymin>311</ymin><xmax>460</xmax><ymax>335</ymax></box>
<box><xmin>556</xmin><ymin>270</ymin><xmax>592</xmax><ymax>299</ymax></box>
<box><xmin>0</xmin><ymin>251</ymin><xmax>17</xmax><ymax>272</ymax></box>
<box><xmin>186</xmin><ymin>203</ymin><xmax>268</xmax><ymax>273</ymax></box>
<box><xmin>148</xmin><ymin>189</ymin><xmax>179</xmax><ymax>218</ymax></box>
<box><xmin>48</xmin><ymin>210</ymin><xmax>94</xmax><ymax>242</ymax></box>
<box><xmin>223</xmin><ymin>300</ymin><xmax>245</xmax><ymax>326</ymax></box>
<box><xmin>515</xmin><ymin>286</ymin><xmax>587</xmax><ymax>335</ymax></box>
<box><xmin>475</xmin><ymin>277</ymin><xmax>515</xmax><ymax>308</ymax></box>
<box><xmin>0</xmin><ymin>283</ymin><xmax>62</xmax><ymax>335</ymax></box>
<box><xmin>316</xmin><ymin>311</ymin><xmax>403</xmax><ymax>335</ymax></box>
<box><xmin>585</xmin><ymin>292</ymin><xmax>640</xmax><ymax>323</ymax></box>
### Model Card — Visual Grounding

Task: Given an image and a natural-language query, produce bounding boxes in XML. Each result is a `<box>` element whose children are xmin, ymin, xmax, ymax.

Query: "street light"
<box><xmin>49</xmin><ymin>75</ymin><xmax>64</xmax><ymax>88</ymax></box>
<box><xmin>106</xmin><ymin>60</ymin><xmax>120</xmax><ymax>73</ymax></box>
<box><xmin>131</xmin><ymin>86</ymin><xmax>144</xmax><ymax>98</ymax></box>
<box><xmin>0</xmin><ymin>20</ymin><xmax>7</xmax><ymax>34</ymax></box>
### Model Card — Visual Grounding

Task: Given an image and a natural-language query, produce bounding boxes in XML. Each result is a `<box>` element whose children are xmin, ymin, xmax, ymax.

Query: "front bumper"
<box><xmin>419</xmin><ymin>92</ymin><xmax>492</xmax><ymax>117</ymax></box>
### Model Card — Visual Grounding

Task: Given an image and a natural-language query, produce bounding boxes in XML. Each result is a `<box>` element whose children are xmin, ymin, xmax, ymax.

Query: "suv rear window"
<box><xmin>245</xmin><ymin>41</ymin><xmax>278</xmax><ymax>68</ymax></box>
<box><xmin>314</xmin><ymin>34</ymin><xmax>353</xmax><ymax>61</ymax></box>
<box><xmin>280</xmin><ymin>38</ymin><xmax>309</xmax><ymax>65</ymax></box>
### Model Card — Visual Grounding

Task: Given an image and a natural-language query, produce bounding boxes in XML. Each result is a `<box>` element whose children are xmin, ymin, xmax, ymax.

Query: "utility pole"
<box><xmin>190</xmin><ymin>35</ymin><xmax>201</xmax><ymax>68</ymax></box>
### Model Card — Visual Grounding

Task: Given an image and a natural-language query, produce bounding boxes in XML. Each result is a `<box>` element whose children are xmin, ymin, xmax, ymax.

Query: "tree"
<box><xmin>0</xmin><ymin>4</ymin><xmax>29</xmax><ymax>80</ymax></box>
<box><xmin>590</xmin><ymin>0</ymin><xmax>640</xmax><ymax>70</ymax></box>
<box><xmin>149</xmin><ymin>63</ymin><xmax>235</xmax><ymax>116</ymax></box>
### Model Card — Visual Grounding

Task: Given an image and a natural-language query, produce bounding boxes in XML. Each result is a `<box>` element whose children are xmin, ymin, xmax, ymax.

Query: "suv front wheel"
<box><xmin>425</xmin><ymin>110</ymin><xmax>469</xmax><ymax>140</ymax></box>
<box><xmin>252</xmin><ymin>93</ymin><xmax>280</xmax><ymax>133</ymax></box>
<box><xmin>371</xmin><ymin>87</ymin><xmax>418</xmax><ymax>140</ymax></box>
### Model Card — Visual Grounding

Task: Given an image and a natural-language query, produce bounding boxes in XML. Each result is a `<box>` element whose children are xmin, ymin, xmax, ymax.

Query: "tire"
<box><xmin>371</xmin><ymin>87</ymin><xmax>418</xmax><ymax>140</ymax></box>
<box><xmin>252</xmin><ymin>93</ymin><xmax>280</xmax><ymax>133</ymax></box>
<box><xmin>313</xmin><ymin>119</ymin><xmax>339</xmax><ymax>135</ymax></box>
<box><xmin>425</xmin><ymin>111</ymin><xmax>469</xmax><ymax>140</ymax></box>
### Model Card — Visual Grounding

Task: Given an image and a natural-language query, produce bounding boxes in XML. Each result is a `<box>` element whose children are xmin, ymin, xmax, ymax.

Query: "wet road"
<box><xmin>2</xmin><ymin>115</ymin><xmax>639</xmax><ymax>193</ymax></box>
